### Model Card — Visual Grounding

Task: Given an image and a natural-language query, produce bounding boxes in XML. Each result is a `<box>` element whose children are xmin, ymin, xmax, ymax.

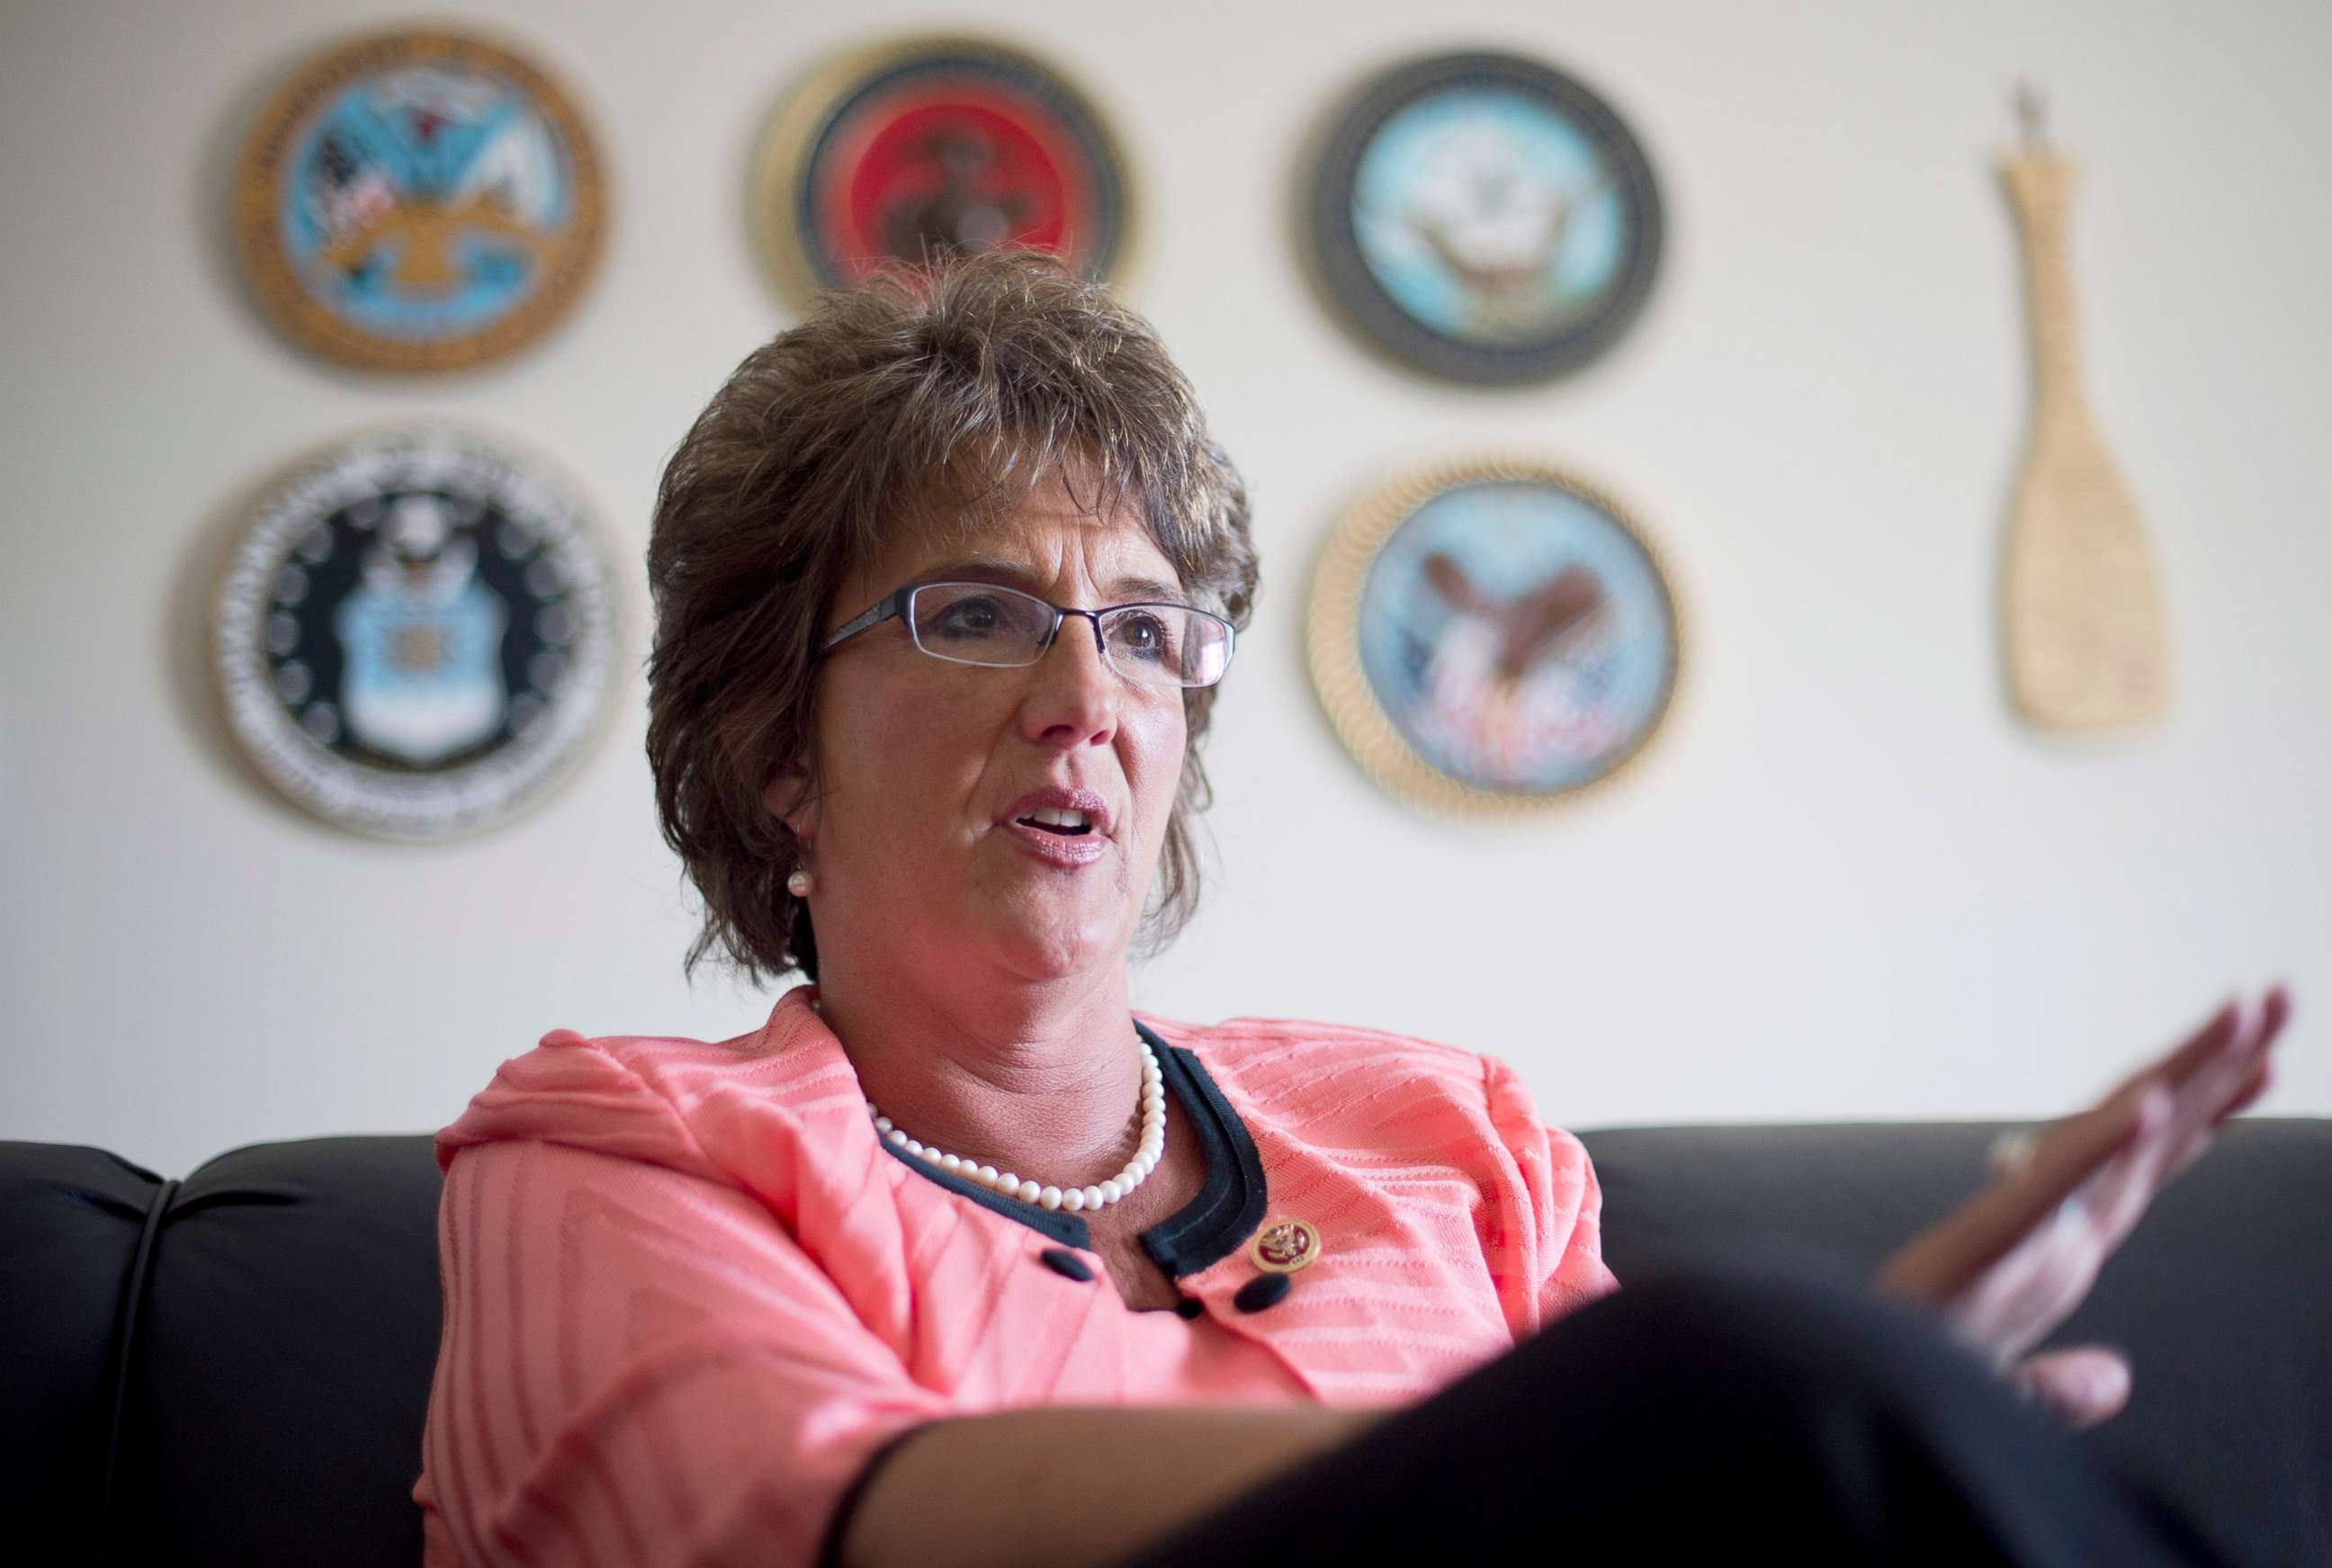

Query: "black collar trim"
<box><xmin>871</xmin><ymin>1020</ymin><xmax>1267</xmax><ymax>1270</ymax></box>
<box><xmin>1135</xmin><ymin>1022</ymin><xmax>1269</xmax><ymax>1276</ymax></box>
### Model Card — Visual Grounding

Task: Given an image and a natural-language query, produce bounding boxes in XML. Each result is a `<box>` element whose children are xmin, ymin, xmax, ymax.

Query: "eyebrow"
<box><xmin>920</xmin><ymin>557</ymin><xmax>1188</xmax><ymax>605</ymax></box>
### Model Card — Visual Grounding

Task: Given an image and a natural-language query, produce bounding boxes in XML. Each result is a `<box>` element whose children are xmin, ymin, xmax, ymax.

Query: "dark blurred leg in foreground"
<box><xmin>1112</xmin><ymin>1249</ymin><xmax>2253</xmax><ymax>1567</ymax></box>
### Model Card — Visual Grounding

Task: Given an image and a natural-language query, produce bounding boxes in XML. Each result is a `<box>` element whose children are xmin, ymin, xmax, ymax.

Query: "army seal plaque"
<box><xmin>232</xmin><ymin>27</ymin><xmax>609</xmax><ymax>372</ymax></box>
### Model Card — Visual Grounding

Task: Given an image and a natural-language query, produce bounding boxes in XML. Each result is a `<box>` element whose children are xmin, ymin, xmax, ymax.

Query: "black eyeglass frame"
<box><xmin>815</xmin><ymin>579</ymin><xmax>1237</xmax><ymax>689</ymax></box>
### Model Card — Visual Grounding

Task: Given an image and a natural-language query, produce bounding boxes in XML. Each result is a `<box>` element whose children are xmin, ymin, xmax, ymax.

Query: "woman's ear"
<box><xmin>762</xmin><ymin>771</ymin><xmax>817</xmax><ymax>839</ymax></box>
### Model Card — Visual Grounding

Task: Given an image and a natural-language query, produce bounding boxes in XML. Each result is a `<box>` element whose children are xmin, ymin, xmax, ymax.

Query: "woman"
<box><xmin>413</xmin><ymin>250</ymin><xmax>2292</xmax><ymax>1568</ymax></box>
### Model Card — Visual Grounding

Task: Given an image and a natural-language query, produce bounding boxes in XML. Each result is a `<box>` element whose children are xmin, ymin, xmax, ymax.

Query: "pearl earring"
<box><xmin>786</xmin><ymin>867</ymin><xmax>814</xmax><ymax>898</ymax></box>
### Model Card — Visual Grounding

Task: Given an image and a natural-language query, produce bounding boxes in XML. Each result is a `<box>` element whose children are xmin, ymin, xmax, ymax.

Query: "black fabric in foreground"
<box><xmin>1108</xmin><ymin>1247</ymin><xmax>2267</xmax><ymax>1568</ymax></box>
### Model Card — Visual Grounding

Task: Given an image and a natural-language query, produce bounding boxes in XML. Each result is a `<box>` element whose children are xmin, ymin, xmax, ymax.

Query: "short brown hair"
<box><xmin>644</xmin><ymin>249</ymin><xmax>1259</xmax><ymax>987</ymax></box>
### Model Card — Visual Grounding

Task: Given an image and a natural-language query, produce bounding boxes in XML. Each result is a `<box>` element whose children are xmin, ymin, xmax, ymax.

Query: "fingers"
<box><xmin>1932</xmin><ymin>1196</ymin><xmax>2103</xmax><ymax>1366</ymax></box>
<box><xmin>2030</xmin><ymin>984</ymin><xmax>2292</xmax><ymax>1220</ymax></box>
<box><xmin>2162</xmin><ymin>1058</ymin><xmax>2274</xmax><ymax>1183</ymax></box>
<box><xmin>2217</xmin><ymin>988</ymin><xmax>2290</xmax><ymax>1126</ymax></box>
<box><xmin>2068</xmin><ymin>1083</ymin><xmax>2181</xmax><ymax>1248</ymax></box>
<box><xmin>1986</xmin><ymin>987</ymin><xmax>2288</xmax><ymax>1295</ymax></box>
<box><xmin>1956</xmin><ymin>1095</ymin><xmax>2174</xmax><ymax>1357</ymax></box>
<box><xmin>1875</xmin><ymin>985</ymin><xmax>2295</xmax><ymax>1313</ymax></box>
<box><xmin>2095</xmin><ymin>983</ymin><xmax>2290</xmax><ymax>1128</ymax></box>
<box><xmin>2065</xmin><ymin>990</ymin><xmax>2283</xmax><ymax>1246</ymax></box>
<box><xmin>2100</xmin><ymin>995</ymin><xmax>2245</xmax><ymax>1108</ymax></box>
<box><xmin>1933</xmin><ymin>1087</ymin><xmax>2161</xmax><ymax>1281</ymax></box>
<box><xmin>2154</xmin><ymin>984</ymin><xmax>2291</xmax><ymax>1107</ymax></box>
<box><xmin>2220</xmin><ymin>1055</ymin><xmax>2275</xmax><ymax>1123</ymax></box>
<box><xmin>2157</xmin><ymin>986</ymin><xmax>2291</xmax><ymax>1178</ymax></box>
<box><xmin>2011</xmin><ymin>1346</ymin><xmax>2132</xmax><ymax>1431</ymax></box>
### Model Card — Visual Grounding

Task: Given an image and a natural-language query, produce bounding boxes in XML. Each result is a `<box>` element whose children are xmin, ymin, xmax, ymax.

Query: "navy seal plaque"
<box><xmin>210</xmin><ymin>427</ymin><xmax>623</xmax><ymax>838</ymax></box>
<box><xmin>1306</xmin><ymin>51</ymin><xmax>1663</xmax><ymax>385</ymax></box>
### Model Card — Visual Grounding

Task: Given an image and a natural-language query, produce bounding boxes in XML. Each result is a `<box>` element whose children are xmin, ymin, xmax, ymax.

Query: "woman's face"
<box><xmin>772</xmin><ymin>478</ymin><xmax>1191</xmax><ymax>988</ymax></box>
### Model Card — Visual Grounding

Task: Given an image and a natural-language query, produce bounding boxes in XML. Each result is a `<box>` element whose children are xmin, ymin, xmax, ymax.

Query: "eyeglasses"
<box><xmin>817</xmin><ymin>580</ymin><xmax>1236</xmax><ymax>690</ymax></box>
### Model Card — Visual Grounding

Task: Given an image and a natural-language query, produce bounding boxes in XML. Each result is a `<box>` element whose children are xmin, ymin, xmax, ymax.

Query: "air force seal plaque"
<box><xmin>211</xmin><ymin>428</ymin><xmax>624</xmax><ymax>839</ymax></box>
<box><xmin>232</xmin><ymin>28</ymin><xmax>608</xmax><ymax>372</ymax></box>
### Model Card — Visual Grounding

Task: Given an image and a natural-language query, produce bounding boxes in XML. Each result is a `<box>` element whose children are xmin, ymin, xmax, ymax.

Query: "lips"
<box><xmin>998</xmin><ymin>785</ymin><xmax>1114</xmax><ymax>867</ymax></box>
<box><xmin>1000</xmin><ymin>785</ymin><xmax>1113</xmax><ymax>838</ymax></box>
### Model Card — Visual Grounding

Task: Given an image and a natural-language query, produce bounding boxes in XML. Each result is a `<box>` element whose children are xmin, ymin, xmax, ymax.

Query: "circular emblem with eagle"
<box><xmin>232</xmin><ymin>27</ymin><xmax>608</xmax><ymax>372</ymax></box>
<box><xmin>1249</xmin><ymin>1218</ymin><xmax>1323</xmax><ymax>1276</ymax></box>
<box><xmin>1307</xmin><ymin>51</ymin><xmax>1663</xmax><ymax>385</ymax></box>
<box><xmin>210</xmin><ymin>427</ymin><xmax>624</xmax><ymax>839</ymax></box>
<box><xmin>1307</xmin><ymin>456</ymin><xmax>1683</xmax><ymax>814</ymax></box>
<box><xmin>753</xmin><ymin>33</ymin><xmax>1135</xmax><ymax>306</ymax></box>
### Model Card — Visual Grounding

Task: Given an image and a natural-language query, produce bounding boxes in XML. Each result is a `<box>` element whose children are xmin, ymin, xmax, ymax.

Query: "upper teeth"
<box><xmin>1025</xmin><ymin>807</ymin><xmax>1091</xmax><ymax>829</ymax></box>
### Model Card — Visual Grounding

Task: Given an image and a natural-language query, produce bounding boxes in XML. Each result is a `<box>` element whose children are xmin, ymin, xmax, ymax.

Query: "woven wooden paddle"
<box><xmin>1998</xmin><ymin>88</ymin><xmax>2170</xmax><ymax>731</ymax></box>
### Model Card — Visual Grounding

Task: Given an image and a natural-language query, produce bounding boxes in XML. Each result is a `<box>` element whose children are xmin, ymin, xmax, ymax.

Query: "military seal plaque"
<box><xmin>1306</xmin><ymin>455</ymin><xmax>1683</xmax><ymax>813</ymax></box>
<box><xmin>1306</xmin><ymin>51</ymin><xmax>1663</xmax><ymax>384</ymax></box>
<box><xmin>753</xmin><ymin>33</ymin><xmax>1135</xmax><ymax>306</ymax></box>
<box><xmin>232</xmin><ymin>27</ymin><xmax>608</xmax><ymax>372</ymax></box>
<box><xmin>210</xmin><ymin>427</ymin><xmax>623</xmax><ymax>838</ymax></box>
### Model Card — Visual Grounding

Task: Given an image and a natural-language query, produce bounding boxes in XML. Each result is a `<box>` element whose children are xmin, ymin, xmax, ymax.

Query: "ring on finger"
<box><xmin>1986</xmin><ymin>1128</ymin><xmax>2040</xmax><ymax>1180</ymax></box>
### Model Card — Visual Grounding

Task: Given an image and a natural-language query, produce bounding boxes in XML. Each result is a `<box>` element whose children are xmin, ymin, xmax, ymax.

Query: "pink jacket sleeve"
<box><xmin>417</xmin><ymin>1136</ymin><xmax>954</xmax><ymax>1568</ymax></box>
<box><xmin>1481</xmin><ymin>1052</ymin><xmax>1622</xmax><ymax>1337</ymax></box>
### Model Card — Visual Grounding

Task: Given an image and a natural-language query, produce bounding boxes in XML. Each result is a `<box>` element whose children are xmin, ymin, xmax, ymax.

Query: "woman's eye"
<box><xmin>1110</xmin><ymin>612</ymin><xmax>1173</xmax><ymax>661</ymax></box>
<box><xmin>929</xmin><ymin>597</ymin><xmax>1007</xmax><ymax>638</ymax></box>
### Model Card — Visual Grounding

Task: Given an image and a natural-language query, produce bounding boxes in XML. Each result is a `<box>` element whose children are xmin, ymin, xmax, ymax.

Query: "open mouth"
<box><xmin>1014</xmin><ymin>807</ymin><xmax>1094</xmax><ymax>838</ymax></box>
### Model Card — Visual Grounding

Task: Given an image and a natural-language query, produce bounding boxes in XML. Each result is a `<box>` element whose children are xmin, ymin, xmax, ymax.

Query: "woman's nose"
<box><xmin>1019</xmin><ymin>615</ymin><xmax>1122</xmax><ymax>748</ymax></box>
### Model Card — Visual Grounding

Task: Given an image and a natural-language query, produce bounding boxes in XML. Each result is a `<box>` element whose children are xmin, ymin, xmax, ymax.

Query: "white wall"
<box><xmin>4</xmin><ymin>0</ymin><xmax>2325</xmax><ymax>1178</ymax></box>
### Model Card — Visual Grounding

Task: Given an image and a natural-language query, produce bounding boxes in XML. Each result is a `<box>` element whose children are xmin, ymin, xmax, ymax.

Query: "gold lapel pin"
<box><xmin>1249</xmin><ymin>1217</ymin><xmax>1322</xmax><ymax>1275</ymax></box>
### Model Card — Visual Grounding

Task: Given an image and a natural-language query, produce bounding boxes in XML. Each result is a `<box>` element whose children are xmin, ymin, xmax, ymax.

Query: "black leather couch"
<box><xmin>6</xmin><ymin>1119</ymin><xmax>2327</xmax><ymax>1566</ymax></box>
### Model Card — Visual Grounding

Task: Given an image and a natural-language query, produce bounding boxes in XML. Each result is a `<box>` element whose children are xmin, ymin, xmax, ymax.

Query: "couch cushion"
<box><xmin>0</xmin><ymin>1142</ymin><xmax>166</xmax><ymax>1555</ymax></box>
<box><xmin>104</xmin><ymin>1135</ymin><xmax>444</xmax><ymax>1568</ymax></box>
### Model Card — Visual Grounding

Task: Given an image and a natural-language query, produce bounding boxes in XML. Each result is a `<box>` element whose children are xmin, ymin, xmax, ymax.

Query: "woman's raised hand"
<box><xmin>1870</xmin><ymin>985</ymin><xmax>2293</xmax><ymax>1430</ymax></box>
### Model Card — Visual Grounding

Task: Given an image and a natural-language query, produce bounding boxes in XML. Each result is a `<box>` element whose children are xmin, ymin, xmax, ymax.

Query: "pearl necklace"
<box><xmin>866</xmin><ymin>1040</ymin><xmax>1165</xmax><ymax>1213</ymax></box>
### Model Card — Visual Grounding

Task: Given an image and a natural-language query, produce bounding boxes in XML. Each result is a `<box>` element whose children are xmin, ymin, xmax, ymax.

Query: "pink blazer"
<box><xmin>415</xmin><ymin>986</ymin><xmax>1618</xmax><ymax>1566</ymax></box>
